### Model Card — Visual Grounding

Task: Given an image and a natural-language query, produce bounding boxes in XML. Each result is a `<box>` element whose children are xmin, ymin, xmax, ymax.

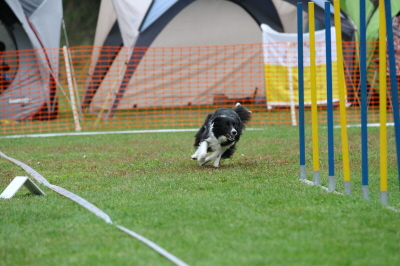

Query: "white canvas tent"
<box><xmin>83</xmin><ymin>0</ymin><xmax>355</xmax><ymax>118</ymax></box>
<box><xmin>0</xmin><ymin>0</ymin><xmax>62</xmax><ymax>121</ymax></box>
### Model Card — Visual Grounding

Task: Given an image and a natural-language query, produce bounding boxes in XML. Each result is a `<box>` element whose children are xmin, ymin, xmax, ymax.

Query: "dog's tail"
<box><xmin>233</xmin><ymin>103</ymin><xmax>252</xmax><ymax>126</ymax></box>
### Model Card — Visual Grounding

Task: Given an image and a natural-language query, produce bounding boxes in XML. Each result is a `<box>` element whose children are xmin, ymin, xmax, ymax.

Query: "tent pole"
<box><xmin>62</xmin><ymin>19</ymin><xmax>83</xmax><ymax>116</ymax></box>
<box><xmin>63</xmin><ymin>46</ymin><xmax>82</xmax><ymax>132</ymax></box>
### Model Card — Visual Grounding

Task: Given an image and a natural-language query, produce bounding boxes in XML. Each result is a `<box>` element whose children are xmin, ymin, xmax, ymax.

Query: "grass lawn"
<box><xmin>1</xmin><ymin>125</ymin><xmax>400</xmax><ymax>265</ymax></box>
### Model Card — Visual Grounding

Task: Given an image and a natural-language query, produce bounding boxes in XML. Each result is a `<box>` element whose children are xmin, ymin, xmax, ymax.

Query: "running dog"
<box><xmin>191</xmin><ymin>103</ymin><xmax>252</xmax><ymax>167</ymax></box>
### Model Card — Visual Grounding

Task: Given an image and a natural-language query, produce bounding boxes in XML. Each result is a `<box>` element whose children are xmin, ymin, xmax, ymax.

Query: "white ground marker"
<box><xmin>0</xmin><ymin>176</ymin><xmax>45</xmax><ymax>199</ymax></box>
<box><xmin>0</xmin><ymin>151</ymin><xmax>188</xmax><ymax>266</ymax></box>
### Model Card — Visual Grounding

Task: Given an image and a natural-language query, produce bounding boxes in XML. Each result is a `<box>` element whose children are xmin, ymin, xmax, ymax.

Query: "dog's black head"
<box><xmin>211</xmin><ymin>115</ymin><xmax>242</xmax><ymax>142</ymax></box>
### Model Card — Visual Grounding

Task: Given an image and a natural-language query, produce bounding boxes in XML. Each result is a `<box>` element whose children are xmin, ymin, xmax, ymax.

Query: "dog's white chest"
<box><xmin>207</xmin><ymin>134</ymin><xmax>222</xmax><ymax>150</ymax></box>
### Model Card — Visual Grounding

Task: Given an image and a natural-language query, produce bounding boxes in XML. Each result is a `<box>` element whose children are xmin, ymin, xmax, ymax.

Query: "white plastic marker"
<box><xmin>0</xmin><ymin>151</ymin><xmax>189</xmax><ymax>266</ymax></box>
<box><xmin>0</xmin><ymin>176</ymin><xmax>45</xmax><ymax>199</ymax></box>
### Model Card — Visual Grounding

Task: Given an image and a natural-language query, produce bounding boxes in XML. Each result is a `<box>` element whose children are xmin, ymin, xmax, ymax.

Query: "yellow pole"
<box><xmin>309</xmin><ymin>2</ymin><xmax>320</xmax><ymax>185</ymax></box>
<box><xmin>379</xmin><ymin>0</ymin><xmax>388</xmax><ymax>204</ymax></box>
<box><xmin>334</xmin><ymin>0</ymin><xmax>351</xmax><ymax>194</ymax></box>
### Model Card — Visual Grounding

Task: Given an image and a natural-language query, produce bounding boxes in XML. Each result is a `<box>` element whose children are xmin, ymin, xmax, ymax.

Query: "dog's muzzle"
<box><xmin>225</xmin><ymin>129</ymin><xmax>237</xmax><ymax>141</ymax></box>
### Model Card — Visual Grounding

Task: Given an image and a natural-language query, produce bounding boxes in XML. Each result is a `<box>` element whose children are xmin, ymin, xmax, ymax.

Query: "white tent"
<box><xmin>83</xmin><ymin>0</ymin><xmax>355</xmax><ymax>118</ymax></box>
<box><xmin>0</xmin><ymin>0</ymin><xmax>62</xmax><ymax>120</ymax></box>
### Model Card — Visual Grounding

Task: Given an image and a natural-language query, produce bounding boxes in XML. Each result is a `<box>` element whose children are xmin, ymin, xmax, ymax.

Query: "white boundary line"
<box><xmin>385</xmin><ymin>206</ymin><xmax>400</xmax><ymax>213</ymax></box>
<box><xmin>334</xmin><ymin>122</ymin><xmax>394</xmax><ymax>128</ymax></box>
<box><xmin>0</xmin><ymin>123</ymin><xmax>393</xmax><ymax>139</ymax></box>
<box><xmin>299</xmin><ymin>178</ymin><xmax>400</xmax><ymax>212</ymax></box>
<box><xmin>0</xmin><ymin>151</ymin><xmax>189</xmax><ymax>266</ymax></box>
<box><xmin>0</xmin><ymin>129</ymin><xmax>197</xmax><ymax>139</ymax></box>
<box><xmin>0</xmin><ymin>128</ymin><xmax>262</xmax><ymax>139</ymax></box>
<box><xmin>300</xmin><ymin>179</ymin><xmax>342</xmax><ymax>195</ymax></box>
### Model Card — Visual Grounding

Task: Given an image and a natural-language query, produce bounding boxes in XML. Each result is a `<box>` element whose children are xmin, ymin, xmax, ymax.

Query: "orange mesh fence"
<box><xmin>0</xmin><ymin>42</ymin><xmax>398</xmax><ymax>135</ymax></box>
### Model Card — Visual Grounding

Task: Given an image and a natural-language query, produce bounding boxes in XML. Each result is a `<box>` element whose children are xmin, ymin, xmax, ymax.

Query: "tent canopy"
<box><xmin>337</xmin><ymin>0</ymin><xmax>400</xmax><ymax>102</ymax></box>
<box><xmin>0</xmin><ymin>0</ymin><xmax>62</xmax><ymax>120</ymax></box>
<box><xmin>339</xmin><ymin>0</ymin><xmax>400</xmax><ymax>67</ymax></box>
<box><xmin>83</xmin><ymin>0</ymin><xmax>355</xmax><ymax>117</ymax></box>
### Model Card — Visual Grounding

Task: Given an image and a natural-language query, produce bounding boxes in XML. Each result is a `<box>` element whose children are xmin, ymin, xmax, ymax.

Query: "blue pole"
<box><xmin>360</xmin><ymin>0</ymin><xmax>369</xmax><ymax>199</ymax></box>
<box><xmin>325</xmin><ymin>2</ymin><xmax>335</xmax><ymax>191</ymax></box>
<box><xmin>384</xmin><ymin>0</ymin><xmax>400</xmax><ymax>190</ymax></box>
<box><xmin>297</xmin><ymin>3</ymin><xmax>306</xmax><ymax>180</ymax></box>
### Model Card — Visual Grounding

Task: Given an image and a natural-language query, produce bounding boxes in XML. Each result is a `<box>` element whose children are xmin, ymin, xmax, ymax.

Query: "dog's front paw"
<box><xmin>197</xmin><ymin>153</ymin><xmax>207</xmax><ymax>165</ymax></box>
<box><xmin>199</xmin><ymin>159</ymin><xmax>209</xmax><ymax>166</ymax></box>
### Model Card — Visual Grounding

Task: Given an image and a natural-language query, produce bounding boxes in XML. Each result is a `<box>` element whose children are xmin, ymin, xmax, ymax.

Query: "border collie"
<box><xmin>191</xmin><ymin>103</ymin><xmax>252</xmax><ymax>167</ymax></box>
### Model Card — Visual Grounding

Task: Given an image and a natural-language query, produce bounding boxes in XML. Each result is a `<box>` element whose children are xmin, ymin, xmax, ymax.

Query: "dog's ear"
<box><xmin>211</xmin><ymin>116</ymin><xmax>222</xmax><ymax>124</ymax></box>
<box><xmin>236</xmin><ymin>119</ymin><xmax>242</xmax><ymax>129</ymax></box>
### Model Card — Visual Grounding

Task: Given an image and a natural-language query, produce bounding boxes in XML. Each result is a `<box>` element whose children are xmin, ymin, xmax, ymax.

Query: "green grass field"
<box><xmin>1</xmin><ymin>126</ymin><xmax>400</xmax><ymax>265</ymax></box>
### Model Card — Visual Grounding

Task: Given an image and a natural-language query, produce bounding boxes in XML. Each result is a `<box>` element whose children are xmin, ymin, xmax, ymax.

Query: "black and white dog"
<box><xmin>191</xmin><ymin>103</ymin><xmax>252</xmax><ymax>167</ymax></box>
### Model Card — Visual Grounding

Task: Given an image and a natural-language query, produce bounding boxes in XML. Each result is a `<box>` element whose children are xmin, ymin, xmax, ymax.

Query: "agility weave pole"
<box><xmin>308</xmin><ymin>3</ymin><xmax>321</xmax><ymax>187</ymax></box>
<box><xmin>379</xmin><ymin>0</ymin><xmax>388</xmax><ymax>205</ymax></box>
<box><xmin>297</xmin><ymin>3</ymin><xmax>306</xmax><ymax>182</ymax></box>
<box><xmin>384</xmin><ymin>0</ymin><xmax>400</xmax><ymax>191</ymax></box>
<box><xmin>333</xmin><ymin>0</ymin><xmax>352</xmax><ymax>195</ymax></box>
<box><xmin>325</xmin><ymin>1</ymin><xmax>335</xmax><ymax>192</ymax></box>
<box><xmin>296</xmin><ymin>2</ymin><xmax>331</xmax><ymax>193</ymax></box>
<box><xmin>297</xmin><ymin>0</ymin><xmax>400</xmax><ymax>209</ymax></box>
<box><xmin>360</xmin><ymin>0</ymin><xmax>370</xmax><ymax>200</ymax></box>
<box><xmin>0</xmin><ymin>151</ymin><xmax>189</xmax><ymax>266</ymax></box>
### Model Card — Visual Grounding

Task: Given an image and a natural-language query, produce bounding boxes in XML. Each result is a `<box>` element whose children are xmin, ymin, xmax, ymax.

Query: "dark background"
<box><xmin>62</xmin><ymin>0</ymin><xmax>101</xmax><ymax>46</ymax></box>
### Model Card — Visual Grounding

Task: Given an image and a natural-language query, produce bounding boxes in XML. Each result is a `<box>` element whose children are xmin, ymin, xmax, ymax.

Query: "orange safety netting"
<box><xmin>0</xmin><ymin>42</ymin><xmax>398</xmax><ymax>135</ymax></box>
